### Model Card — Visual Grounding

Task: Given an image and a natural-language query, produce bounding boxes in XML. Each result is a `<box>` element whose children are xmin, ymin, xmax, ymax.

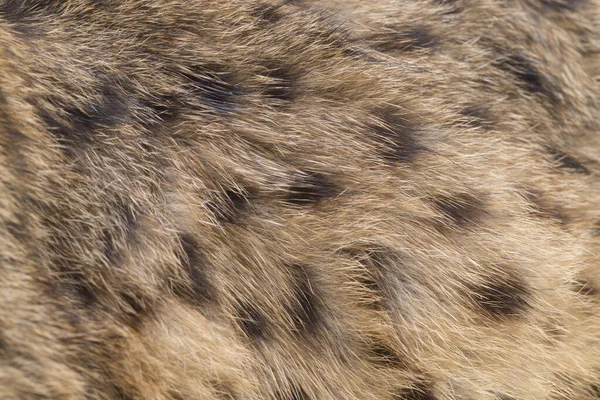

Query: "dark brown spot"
<box><xmin>434</xmin><ymin>193</ymin><xmax>485</xmax><ymax>228</ymax></box>
<box><xmin>206</xmin><ymin>186</ymin><xmax>253</xmax><ymax>224</ymax></box>
<box><xmin>0</xmin><ymin>0</ymin><xmax>63</xmax><ymax>22</ymax></box>
<box><xmin>392</xmin><ymin>383</ymin><xmax>437</xmax><ymax>400</ymax></box>
<box><xmin>38</xmin><ymin>78</ymin><xmax>132</xmax><ymax>154</ymax></box>
<box><xmin>371</xmin><ymin>109</ymin><xmax>424</xmax><ymax>162</ymax></box>
<box><xmin>119</xmin><ymin>291</ymin><xmax>154</xmax><ymax>328</ymax></box>
<box><xmin>251</xmin><ymin>2</ymin><xmax>289</xmax><ymax>23</ymax></box>
<box><xmin>180</xmin><ymin>65</ymin><xmax>241</xmax><ymax>113</ymax></box>
<box><xmin>285</xmin><ymin>172</ymin><xmax>337</xmax><ymax>205</ymax></box>
<box><xmin>548</xmin><ymin>148</ymin><xmax>590</xmax><ymax>175</ymax></box>
<box><xmin>262</xmin><ymin>63</ymin><xmax>299</xmax><ymax>102</ymax></box>
<box><xmin>524</xmin><ymin>190</ymin><xmax>569</xmax><ymax>225</ymax></box>
<box><xmin>340</xmin><ymin>246</ymin><xmax>393</xmax><ymax>309</ymax></box>
<box><xmin>141</xmin><ymin>93</ymin><xmax>182</xmax><ymax>124</ymax></box>
<box><xmin>61</xmin><ymin>272</ymin><xmax>97</xmax><ymax>308</ymax></box>
<box><xmin>236</xmin><ymin>300</ymin><xmax>269</xmax><ymax>342</ymax></box>
<box><xmin>572</xmin><ymin>279</ymin><xmax>597</xmax><ymax>297</ymax></box>
<box><xmin>369</xmin><ymin>27</ymin><xmax>438</xmax><ymax>52</ymax></box>
<box><xmin>469</xmin><ymin>271</ymin><xmax>530</xmax><ymax>319</ymax></box>
<box><xmin>368</xmin><ymin>340</ymin><xmax>405</xmax><ymax>369</ymax></box>
<box><xmin>211</xmin><ymin>381</ymin><xmax>238</xmax><ymax>400</ymax></box>
<box><xmin>287</xmin><ymin>264</ymin><xmax>323</xmax><ymax>336</ymax></box>
<box><xmin>459</xmin><ymin>106</ymin><xmax>495</xmax><ymax>130</ymax></box>
<box><xmin>275</xmin><ymin>384</ymin><xmax>310</xmax><ymax>400</ymax></box>
<box><xmin>493</xmin><ymin>54</ymin><xmax>560</xmax><ymax>104</ymax></box>
<box><xmin>5</xmin><ymin>218</ymin><xmax>27</xmax><ymax>242</ymax></box>
<box><xmin>537</xmin><ymin>0</ymin><xmax>584</xmax><ymax>12</ymax></box>
<box><xmin>173</xmin><ymin>234</ymin><xmax>217</xmax><ymax>306</ymax></box>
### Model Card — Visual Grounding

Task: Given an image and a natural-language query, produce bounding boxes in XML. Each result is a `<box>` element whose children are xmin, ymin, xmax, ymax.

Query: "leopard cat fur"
<box><xmin>0</xmin><ymin>0</ymin><xmax>599</xmax><ymax>399</ymax></box>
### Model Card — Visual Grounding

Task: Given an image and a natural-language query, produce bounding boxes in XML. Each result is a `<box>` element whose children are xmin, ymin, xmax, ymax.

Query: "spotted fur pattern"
<box><xmin>0</xmin><ymin>0</ymin><xmax>599</xmax><ymax>399</ymax></box>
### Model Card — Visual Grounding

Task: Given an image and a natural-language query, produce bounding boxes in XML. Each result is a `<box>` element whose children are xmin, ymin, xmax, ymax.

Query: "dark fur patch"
<box><xmin>251</xmin><ymin>2</ymin><xmax>291</xmax><ymax>23</ymax></box>
<box><xmin>572</xmin><ymin>279</ymin><xmax>597</xmax><ymax>297</ymax></box>
<box><xmin>5</xmin><ymin>218</ymin><xmax>27</xmax><ymax>242</ymax></box>
<box><xmin>38</xmin><ymin>79</ymin><xmax>131</xmax><ymax>154</ymax></box>
<box><xmin>0</xmin><ymin>0</ymin><xmax>62</xmax><ymax>22</ymax></box>
<box><xmin>371</xmin><ymin>109</ymin><xmax>424</xmax><ymax>162</ymax></box>
<box><xmin>369</xmin><ymin>27</ymin><xmax>438</xmax><ymax>52</ymax></box>
<box><xmin>62</xmin><ymin>272</ymin><xmax>97</xmax><ymax>308</ymax></box>
<box><xmin>211</xmin><ymin>381</ymin><xmax>238</xmax><ymax>400</ymax></box>
<box><xmin>235</xmin><ymin>300</ymin><xmax>269</xmax><ymax>341</ymax></box>
<box><xmin>392</xmin><ymin>383</ymin><xmax>437</xmax><ymax>400</ymax></box>
<box><xmin>524</xmin><ymin>190</ymin><xmax>569</xmax><ymax>225</ymax></box>
<box><xmin>469</xmin><ymin>271</ymin><xmax>530</xmax><ymax>319</ymax></box>
<box><xmin>538</xmin><ymin>0</ymin><xmax>584</xmax><ymax>12</ymax></box>
<box><xmin>101</xmin><ymin>229</ymin><xmax>121</xmax><ymax>265</ymax></box>
<box><xmin>285</xmin><ymin>172</ymin><xmax>337</xmax><ymax>205</ymax></box>
<box><xmin>287</xmin><ymin>264</ymin><xmax>322</xmax><ymax>336</ymax></box>
<box><xmin>181</xmin><ymin>65</ymin><xmax>241</xmax><ymax>113</ymax></box>
<box><xmin>368</xmin><ymin>341</ymin><xmax>405</xmax><ymax>369</ymax></box>
<box><xmin>262</xmin><ymin>64</ymin><xmax>299</xmax><ymax>102</ymax></box>
<box><xmin>341</xmin><ymin>246</ymin><xmax>392</xmax><ymax>309</ymax></box>
<box><xmin>174</xmin><ymin>234</ymin><xmax>217</xmax><ymax>306</ymax></box>
<box><xmin>275</xmin><ymin>384</ymin><xmax>310</xmax><ymax>400</ymax></box>
<box><xmin>493</xmin><ymin>54</ymin><xmax>560</xmax><ymax>103</ymax></box>
<box><xmin>119</xmin><ymin>292</ymin><xmax>153</xmax><ymax>328</ymax></box>
<box><xmin>141</xmin><ymin>93</ymin><xmax>182</xmax><ymax>124</ymax></box>
<box><xmin>434</xmin><ymin>193</ymin><xmax>485</xmax><ymax>227</ymax></box>
<box><xmin>459</xmin><ymin>106</ymin><xmax>495</xmax><ymax>130</ymax></box>
<box><xmin>548</xmin><ymin>148</ymin><xmax>591</xmax><ymax>175</ymax></box>
<box><xmin>206</xmin><ymin>187</ymin><xmax>253</xmax><ymax>224</ymax></box>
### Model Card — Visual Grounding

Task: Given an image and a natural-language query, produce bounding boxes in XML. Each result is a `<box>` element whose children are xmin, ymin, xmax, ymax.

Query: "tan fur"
<box><xmin>0</xmin><ymin>0</ymin><xmax>599</xmax><ymax>399</ymax></box>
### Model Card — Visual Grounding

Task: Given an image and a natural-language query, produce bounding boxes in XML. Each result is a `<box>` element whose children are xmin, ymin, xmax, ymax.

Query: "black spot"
<box><xmin>211</xmin><ymin>381</ymin><xmax>238</xmax><ymax>400</ymax></box>
<box><xmin>5</xmin><ymin>218</ymin><xmax>27</xmax><ymax>241</ymax></box>
<box><xmin>62</xmin><ymin>272</ymin><xmax>97</xmax><ymax>308</ymax></box>
<box><xmin>251</xmin><ymin>2</ymin><xmax>288</xmax><ymax>23</ymax></box>
<box><xmin>459</xmin><ymin>106</ymin><xmax>495</xmax><ymax>130</ymax></box>
<box><xmin>0</xmin><ymin>0</ymin><xmax>62</xmax><ymax>22</ymax></box>
<box><xmin>180</xmin><ymin>65</ymin><xmax>241</xmax><ymax>113</ymax></box>
<box><xmin>287</xmin><ymin>264</ymin><xmax>322</xmax><ymax>336</ymax></box>
<box><xmin>469</xmin><ymin>271</ymin><xmax>530</xmax><ymax>319</ymax></box>
<box><xmin>236</xmin><ymin>300</ymin><xmax>269</xmax><ymax>341</ymax></box>
<box><xmin>496</xmin><ymin>395</ymin><xmax>516</xmax><ymax>400</ymax></box>
<box><xmin>275</xmin><ymin>384</ymin><xmax>310</xmax><ymax>400</ymax></box>
<box><xmin>548</xmin><ymin>148</ymin><xmax>590</xmax><ymax>174</ymax></box>
<box><xmin>174</xmin><ymin>234</ymin><xmax>217</xmax><ymax>306</ymax></box>
<box><xmin>119</xmin><ymin>292</ymin><xmax>153</xmax><ymax>328</ymax></box>
<box><xmin>101</xmin><ymin>229</ymin><xmax>121</xmax><ymax>265</ymax></box>
<box><xmin>572</xmin><ymin>279</ymin><xmax>597</xmax><ymax>297</ymax></box>
<box><xmin>538</xmin><ymin>0</ymin><xmax>584</xmax><ymax>12</ymax></box>
<box><xmin>206</xmin><ymin>187</ymin><xmax>253</xmax><ymax>224</ymax></box>
<box><xmin>141</xmin><ymin>93</ymin><xmax>182</xmax><ymax>124</ymax></box>
<box><xmin>340</xmin><ymin>246</ymin><xmax>392</xmax><ymax>309</ymax></box>
<box><xmin>368</xmin><ymin>341</ymin><xmax>405</xmax><ymax>369</ymax></box>
<box><xmin>524</xmin><ymin>190</ymin><xmax>569</xmax><ymax>225</ymax></box>
<box><xmin>493</xmin><ymin>54</ymin><xmax>560</xmax><ymax>103</ymax></box>
<box><xmin>262</xmin><ymin>64</ymin><xmax>299</xmax><ymax>102</ymax></box>
<box><xmin>434</xmin><ymin>193</ymin><xmax>485</xmax><ymax>228</ymax></box>
<box><xmin>285</xmin><ymin>172</ymin><xmax>337</xmax><ymax>205</ymax></box>
<box><xmin>111</xmin><ymin>383</ymin><xmax>136</xmax><ymax>400</ymax></box>
<box><xmin>591</xmin><ymin>384</ymin><xmax>600</xmax><ymax>398</ymax></box>
<box><xmin>371</xmin><ymin>109</ymin><xmax>424</xmax><ymax>162</ymax></box>
<box><xmin>38</xmin><ymin>79</ymin><xmax>131</xmax><ymax>153</ymax></box>
<box><xmin>369</xmin><ymin>27</ymin><xmax>438</xmax><ymax>52</ymax></box>
<box><xmin>392</xmin><ymin>383</ymin><xmax>437</xmax><ymax>400</ymax></box>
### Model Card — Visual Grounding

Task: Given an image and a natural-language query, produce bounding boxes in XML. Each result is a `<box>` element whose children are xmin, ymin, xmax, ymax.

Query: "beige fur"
<box><xmin>0</xmin><ymin>0</ymin><xmax>599</xmax><ymax>399</ymax></box>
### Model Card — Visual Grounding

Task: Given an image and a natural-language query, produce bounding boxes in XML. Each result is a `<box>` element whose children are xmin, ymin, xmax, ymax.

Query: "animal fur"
<box><xmin>0</xmin><ymin>0</ymin><xmax>599</xmax><ymax>399</ymax></box>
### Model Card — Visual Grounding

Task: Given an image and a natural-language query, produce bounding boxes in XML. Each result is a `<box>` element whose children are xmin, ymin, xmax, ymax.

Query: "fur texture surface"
<box><xmin>0</xmin><ymin>0</ymin><xmax>599</xmax><ymax>399</ymax></box>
